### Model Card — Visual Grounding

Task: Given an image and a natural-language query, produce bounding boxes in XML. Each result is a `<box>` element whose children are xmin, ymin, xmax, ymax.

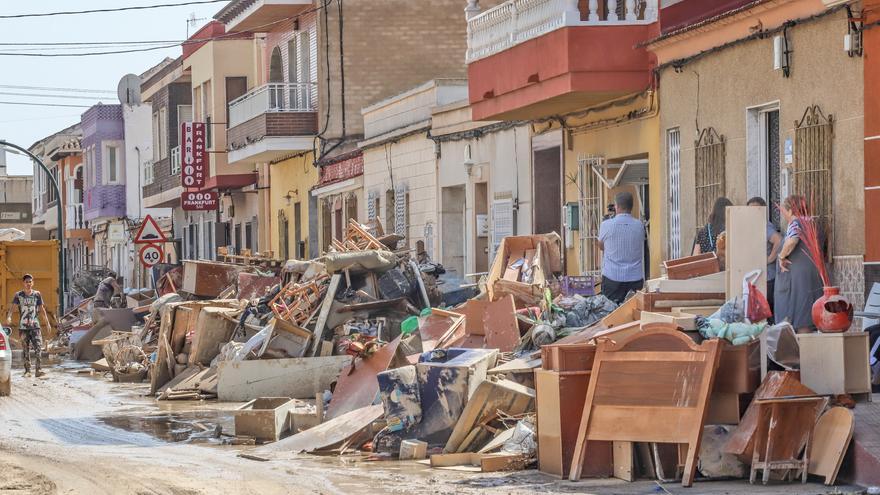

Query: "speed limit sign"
<box><xmin>139</xmin><ymin>243</ymin><xmax>164</xmax><ymax>268</ymax></box>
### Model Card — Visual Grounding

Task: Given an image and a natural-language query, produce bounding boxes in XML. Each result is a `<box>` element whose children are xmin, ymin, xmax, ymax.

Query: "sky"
<box><xmin>0</xmin><ymin>1</ymin><xmax>226</xmax><ymax>175</ymax></box>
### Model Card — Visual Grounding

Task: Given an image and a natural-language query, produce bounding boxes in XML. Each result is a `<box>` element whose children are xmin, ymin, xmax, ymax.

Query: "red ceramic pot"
<box><xmin>811</xmin><ymin>286</ymin><xmax>853</xmax><ymax>333</ymax></box>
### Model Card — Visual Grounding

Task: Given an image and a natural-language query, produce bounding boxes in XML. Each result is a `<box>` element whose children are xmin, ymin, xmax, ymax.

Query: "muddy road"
<box><xmin>0</xmin><ymin>363</ymin><xmax>862</xmax><ymax>495</ymax></box>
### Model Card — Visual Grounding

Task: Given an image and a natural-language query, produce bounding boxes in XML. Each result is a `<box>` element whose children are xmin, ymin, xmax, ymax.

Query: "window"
<box><xmin>204</xmin><ymin>220</ymin><xmax>214</xmax><ymax>260</ymax></box>
<box><xmin>144</xmin><ymin>160</ymin><xmax>154</xmax><ymax>185</ymax></box>
<box><xmin>47</xmin><ymin>166</ymin><xmax>58</xmax><ymax>204</ymax></box>
<box><xmin>152</xmin><ymin>111</ymin><xmax>161</xmax><ymax>161</ymax></box>
<box><xmin>178</xmin><ymin>105</ymin><xmax>192</xmax><ymax>126</ymax></box>
<box><xmin>667</xmin><ymin>128</ymin><xmax>682</xmax><ymax>259</ymax></box>
<box><xmin>103</xmin><ymin>142</ymin><xmax>124</xmax><ymax>184</ymax></box>
<box><xmin>385</xmin><ymin>190</ymin><xmax>395</xmax><ymax>234</ymax></box>
<box><xmin>793</xmin><ymin>105</ymin><xmax>834</xmax><ymax>253</ymax></box>
<box><xmin>577</xmin><ymin>155</ymin><xmax>604</xmax><ymax>278</ymax></box>
<box><xmin>158</xmin><ymin>107</ymin><xmax>168</xmax><ymax>159</ymax></box>
<box><xmin>694</xmin><ymin>127</ymin><xmax>726</xmax><ymax>231</ymax></box>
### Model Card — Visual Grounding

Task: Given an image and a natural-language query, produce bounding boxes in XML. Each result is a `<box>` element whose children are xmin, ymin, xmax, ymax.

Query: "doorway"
<box><xmin>747</xmin><ymin>102</ymin><xmax>781</xmax><ymax>228</ymax></box>
<box><xmin>533</xmin><ymin>146</ymin><xmax>562</xmax><ymax>235</ymax></box>
<box><xmin>278</xmin><ymin>211</ymin><xmax>289</xmax><ymax>261</ymax></box>
<box><xmin>475</xmin><ymin>182</ymin><xmax>489</xmax><ymax>273</ymax></box>
<box><xmin>441</xmin><ymin>185</ymin><xmax>466</xmax><ymax>276</ymax></box>
<box><xmin>294</xmin><ymin>202</ymin><xmax>303</xmax><ymax>258</ymax></box>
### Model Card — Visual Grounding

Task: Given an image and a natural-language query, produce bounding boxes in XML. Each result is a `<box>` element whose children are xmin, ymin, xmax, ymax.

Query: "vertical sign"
<box><xmin>181</xmin><ymin>122</ymin><xmax>207</xmax><ymax>188</ymax></box>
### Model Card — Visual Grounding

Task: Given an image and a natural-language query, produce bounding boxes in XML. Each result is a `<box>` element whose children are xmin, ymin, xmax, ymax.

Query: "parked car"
<box><xmin>0</xmin><ymin>326</ymin><xmax>10</xmax><ymax>396</ymax></box>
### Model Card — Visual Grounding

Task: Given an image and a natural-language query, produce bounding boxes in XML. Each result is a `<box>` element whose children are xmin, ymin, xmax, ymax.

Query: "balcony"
<box><xmin>227</xmin><ymin>82</ymin><xmax>318</xmax><ymax>164</ymax></box>
<box><xmin>215</xmin><ymin>0</ymin><xmax>314</xmax><ymax>33</ymax></box>
<box><xmin>467</xmin><ymin>0</ymin><xmax>660</xmax><ymax>121</ymax></box>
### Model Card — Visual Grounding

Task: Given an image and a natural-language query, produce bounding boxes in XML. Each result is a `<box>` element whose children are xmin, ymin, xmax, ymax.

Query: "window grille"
<box><xmin>667</xmin><ymin>128</ymin><xmax>682</xmax><ymax>259</ymax></box>
<box><xmin>694</xmin><ymin>127</ymin><xmax>726</xmax><ymax>230</ymax></box>
<box><xmin>792</xmin><ymin>104</ymin><xmax>834</xmax><ymax>255</ymax></box>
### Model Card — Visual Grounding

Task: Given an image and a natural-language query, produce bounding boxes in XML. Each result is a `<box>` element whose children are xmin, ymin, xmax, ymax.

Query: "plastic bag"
<box><xmin>743</xmin><ymin>270</ymin><xmax>772</xmax><ymax>323</ymax></box>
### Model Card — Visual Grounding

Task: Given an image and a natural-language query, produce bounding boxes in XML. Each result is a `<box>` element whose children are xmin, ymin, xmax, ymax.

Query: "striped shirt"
<box><xmin>785</xmin><ymin>219</ymin><xmax>801</xmax><ymax>240</ymax></box>
<box><xmin>599</xmin><ymin>213</ymin><xmax>645</xmax><ymax>282</ymax></box>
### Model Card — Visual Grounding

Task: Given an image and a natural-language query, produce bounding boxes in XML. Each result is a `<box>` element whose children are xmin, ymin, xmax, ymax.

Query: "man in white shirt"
<box><xmin>598</xmin><ymin>192</ymin><xmax>646</xmax><ymax>304</ymax></box>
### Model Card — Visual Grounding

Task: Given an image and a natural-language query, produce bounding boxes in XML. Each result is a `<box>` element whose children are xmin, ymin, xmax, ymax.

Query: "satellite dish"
<box><xmin>117</xmin><ymin>73</ymin><xmax>142</xmax><ymax>105</ymax></box>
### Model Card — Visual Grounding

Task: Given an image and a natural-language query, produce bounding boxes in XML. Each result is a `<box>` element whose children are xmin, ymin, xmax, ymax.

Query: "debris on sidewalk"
<box><xmin>42</xmin><ymin>220</ymin><xmax>873</xmax><ymax>491</ymax></box>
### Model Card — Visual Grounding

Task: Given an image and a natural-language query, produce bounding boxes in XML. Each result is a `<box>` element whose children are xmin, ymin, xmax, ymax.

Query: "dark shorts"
<box><xmin>601</xmin><ymin>276</ymin><xmax>644</xmax><ymax>305</ymax></box>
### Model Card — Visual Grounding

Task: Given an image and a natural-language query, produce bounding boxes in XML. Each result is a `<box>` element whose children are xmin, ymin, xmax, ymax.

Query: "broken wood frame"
<box><xmin>568</xmin><ymin>328</ymin><xmax>722</xmax><ymax>486</ymax></box>
<box><xmin>663</xmin><ymin>252</ymin><xmax>720</xmax><ymax>280</ymax></box>
<box><xmin>748</xmin><ymin>397</ymin><xmax>828</xmax><ymax>485</ymax></box>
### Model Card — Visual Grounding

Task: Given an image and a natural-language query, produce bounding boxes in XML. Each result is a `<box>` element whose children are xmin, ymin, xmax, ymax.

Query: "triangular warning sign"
<box><xmin>134</xmin><ymin>215</ymin><xmax>168</xmax><ymax>244</ymax></box>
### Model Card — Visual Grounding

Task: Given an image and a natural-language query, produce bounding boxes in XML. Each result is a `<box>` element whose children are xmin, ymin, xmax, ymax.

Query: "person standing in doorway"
<box><xmin>747</xmin><ymin>197</ymin><xmax>783</xmax><ymax>322</ymax></box>
<box><xmin>6</xmin><ymin>274</ymin><xmax>52</xmax><ymax>377</ymax></box>
<box><xmin>598</xmin><ymin>192</ymin><xmax>646</xmax><ymax>304</ymax></box>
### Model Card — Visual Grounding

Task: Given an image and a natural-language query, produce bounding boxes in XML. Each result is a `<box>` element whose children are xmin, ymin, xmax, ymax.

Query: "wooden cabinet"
<box><xmin>797</xmin><ymin>332</ymin><xmax>871</xmax><ymax>397</ymax></box>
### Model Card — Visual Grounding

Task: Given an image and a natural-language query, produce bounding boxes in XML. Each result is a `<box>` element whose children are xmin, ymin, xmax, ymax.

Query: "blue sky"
<box><xmin>0</xmin><ymin>1</ymin><xmax>224</xmax><ymax>175</ymax></box>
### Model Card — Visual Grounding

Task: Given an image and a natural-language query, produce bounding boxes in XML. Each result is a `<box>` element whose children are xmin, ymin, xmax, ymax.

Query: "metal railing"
<box><xmin>170</xmin><ymin>146</ymin><xmax>181</xmax><ymax>175</ymax></box>
<box><xmin>228</xmin><ymin>82</ymin><xmax>317</xmax><ymax>128</ymax></box>
<box><xmin>66</xmin><ymin>203</ymin><xmax>84</xmax><ymax>230</ymax></box>
<box><xmin>467</xmin><ymin>0</ymin><xmax>658</xmax><ymax>62</ymax></box>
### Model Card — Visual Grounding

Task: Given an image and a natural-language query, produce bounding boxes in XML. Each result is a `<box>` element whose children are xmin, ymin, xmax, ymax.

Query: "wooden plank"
<box><xmin>808</xmin><ymin>407</ymin><xmax>854</xmax><ymax>485</ymax></box>
<box><xmin>309</xmin><ymin>274</ymin><xmax>341</xmax><ymax>357</ymax></box>
<box><xmin>639</xmin><ymin>311</ymin><xmax>696</xmax><ymax>331</ymax></box>
<box><xmin>430</xmin><ymin>453</ymin><xmax>480</xmax><ymax>467</ymax></box>
<box><xmin>613</xmin><ymin>441</ymin><xmax>634</xmax><ymax>481</ymax></box>
<box><xmin>601</xmin><ymin>295</ymin><xmax>640</xmax><ymax>328</ymax></box>
<box><xmin>646</xmin><ymin>271</ymin><xmax>725</xmax><ymax>293</ymax></box>
<box><xmin>671</xmin><ymin>306</ymin><xmax>720</xmax><ymax>317</ymax></box>
<box><xmin>724</xmin><ymin>206</ymin><xmax>767</xmax><ymax>299</ymax></box>
<box><xmin>480</xmin><ymin>454</ymin><xmax>528</xmax><ymax>472</ymax></box>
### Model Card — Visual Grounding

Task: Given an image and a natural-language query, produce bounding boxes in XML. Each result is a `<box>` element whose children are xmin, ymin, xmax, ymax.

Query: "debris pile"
<box><xmin>48</xmin><ymin>212</ymin><xmax>871</xmax><ymax>488</ymax></box>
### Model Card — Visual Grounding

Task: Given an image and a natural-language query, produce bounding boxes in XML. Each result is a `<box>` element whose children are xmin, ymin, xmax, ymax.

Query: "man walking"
<box><xmin>6</xmin><ymin>274</ymin><xmax>52</xmax><ymax>377</ymax></box>
<box><xmin>598</xmin><ymin>192</ymin><xmax>646</xmax><ymax>304</ymax></box>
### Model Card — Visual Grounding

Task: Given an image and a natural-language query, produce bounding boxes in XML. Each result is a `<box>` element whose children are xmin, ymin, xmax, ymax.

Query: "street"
<box><xmin>0</xmin><ymin>361</ymin><xmax>863</xmax><ymax>495</ymax></box>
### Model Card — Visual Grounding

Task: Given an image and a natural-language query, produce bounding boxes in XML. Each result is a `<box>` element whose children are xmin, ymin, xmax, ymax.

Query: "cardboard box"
<box><xmin>487</xmin><ymin>233</ymin><xmax>561</xmax><ymax>304</ymax></box>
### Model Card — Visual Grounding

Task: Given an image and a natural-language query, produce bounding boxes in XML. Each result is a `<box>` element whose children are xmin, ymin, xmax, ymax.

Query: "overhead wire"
<box><xmin>0</xmin><ymin>1</ymin><xmax>333</xmax><ymax>57</ymax></box>
<box><xmin>0</xmin><ymin>91</ymin><xmax>113</xmax><ymax>101</ymax></box>
<box><xmin>0</xmin><ymin>84</ymin><xmax>115</xmax><ymax>94</ymax></box>
<box><xmin>0</xmin><ymin>0</ymin><xmax>228</xmax><ymax>19</ymax></box>
<box><xmin>0</xmin><ymin>101</ymin><xmax>92</xmax><ymax>108</ymax></box>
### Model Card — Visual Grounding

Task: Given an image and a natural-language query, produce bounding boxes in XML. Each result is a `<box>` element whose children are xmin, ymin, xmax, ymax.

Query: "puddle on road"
<box><xmin>95</xmin><ymin>409</ymin><xmax>236</xmax><ymax>445</ymax></box>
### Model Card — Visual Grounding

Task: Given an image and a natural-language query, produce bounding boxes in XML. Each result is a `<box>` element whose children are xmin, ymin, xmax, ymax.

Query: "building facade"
<box><xmin>649</xmin><ymin>0</ymin><xmax>865</xmax><ymax>308</ymax></box>
<box><xmin>431</xmin><ymin>100</ymin><xmax>534</xmax><ymax>278</ymax></box>
<box><xmin>465</xmin><ymin>0</ymin><xmax>662</xmax><ymax>278</ymax></box>
<box><xmin>360</xmin><ymin>80</ymin><xmax>469</xmax><ymax>260</ymax></box>
<box><xmin>0</xmin><ymin>148</ymin><xmax>37</xmax><ymax>238</ymax></box>
<box><xmin>81</xmin><ymin>104</ymin><xmax>131</xmax><ymax>279</ymax></box>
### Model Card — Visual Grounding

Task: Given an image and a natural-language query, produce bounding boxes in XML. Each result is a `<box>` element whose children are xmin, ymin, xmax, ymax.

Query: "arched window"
<box><xmin>269</xmin><ymin>46</ymin><xmax>283</xmax><ymax>83</ymax></box>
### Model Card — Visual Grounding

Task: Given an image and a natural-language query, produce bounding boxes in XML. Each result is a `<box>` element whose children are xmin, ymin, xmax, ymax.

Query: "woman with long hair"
<box><xmin>692</xmin><ymin>197</ymin><xmax>732</xmax><ymax>255</ymax></box>
<box><xmin>774</xmin><ymin>195</ymin><xmax>824</xmax><ymax>333</ymax></box>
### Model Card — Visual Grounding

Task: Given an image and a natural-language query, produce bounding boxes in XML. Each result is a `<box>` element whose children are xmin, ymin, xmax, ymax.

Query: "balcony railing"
<box><xmin>467</xmin><ymin>0</ymin><xmax>658</xmax><ymax>62</ymax></box>
<box><xmin>66</xmin><ymin>203</ymin><xmax>84</xmax><ymax>230</ymax></box>
<box><xmin>170</xmin><ymin>146</ymin><xmax>181</xmax><ymax>175</ymax></box>
<box><xmin>228</xmin><ymin>82</ymin><xmax>317</xmax><ymax>128</ymax></box>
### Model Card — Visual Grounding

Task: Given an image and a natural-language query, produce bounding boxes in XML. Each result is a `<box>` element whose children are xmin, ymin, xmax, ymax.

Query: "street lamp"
<box><xmin>0</xmin><ymin>140</ymin><xmax>66</xmax><ymax>315</ymax></box>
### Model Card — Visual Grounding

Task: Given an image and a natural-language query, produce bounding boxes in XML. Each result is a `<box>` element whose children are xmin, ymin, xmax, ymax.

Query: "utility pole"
<box><xmin>0</xmin><ymin>139</ymin><xmax>66</xmax><ymax>315</ymax></box>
